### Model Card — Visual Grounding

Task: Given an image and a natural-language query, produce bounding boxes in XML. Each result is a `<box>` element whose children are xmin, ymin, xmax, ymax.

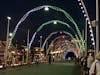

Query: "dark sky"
<box><xmin>0</xmin><ymin>0</ymin><xmax>99</xmax><ymax>48</ymax></box>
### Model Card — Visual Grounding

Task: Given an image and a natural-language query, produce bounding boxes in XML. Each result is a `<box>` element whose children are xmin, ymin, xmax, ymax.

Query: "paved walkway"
<box><xmin>0</xmin><ymin>63</ymin><xmax>81</xmax><ymax>75</ymax></box>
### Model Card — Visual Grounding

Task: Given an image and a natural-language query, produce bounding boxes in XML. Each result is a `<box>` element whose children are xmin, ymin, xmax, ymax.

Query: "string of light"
<box><xmin>78</xmin><ymin>0</ymin><xmax>95</xmax><ymax>49</ymax></box>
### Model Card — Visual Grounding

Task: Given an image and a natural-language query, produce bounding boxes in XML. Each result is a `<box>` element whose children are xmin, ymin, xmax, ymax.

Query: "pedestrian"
<box><xmin>48</xmin><ymin>53</ymin><xmax>51</xmax><ymax>64</ymax></box>
<box><xmin>89</xmin><ymin>51</ymin><xmax>100</xmax><ymax>75</ymax></box>
<box><xmin>35</xmin><ymin>55</ymin><xmax>39</xmax><ymax>65</ymax></box>
<box><xmin>87</xmin><ymin>53</ymin><xmax>94</xmax><ymax>75</ymax></box>
<box><xmin>0</xmin><ymin>58</ymin><xmax>1</xmax><ymax>65</ymax></box>
<box><xmin>82</xmin><ymin>56</ymin><xmax>87</xmax><ymax>75</ymax></box>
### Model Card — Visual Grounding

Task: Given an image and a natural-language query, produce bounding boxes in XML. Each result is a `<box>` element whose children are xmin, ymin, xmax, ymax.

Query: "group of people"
<box><xmin>89</xmin><ymin>51</ymin><xmax>100</xmax><ymax>75</ymax></box>
<box><xmin>80</xmin><ymin>51</ymin><xmax>100</xmax><ymax>75</ymax></box>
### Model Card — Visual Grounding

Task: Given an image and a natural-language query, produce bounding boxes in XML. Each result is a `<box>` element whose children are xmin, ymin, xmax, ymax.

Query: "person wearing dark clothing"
<box><xmin>48</xmin><ymin>53</ymin><xmax>51</xmax><ymax>64</ymax></box>
<box><xmin>35</xmin><ymin>55</ymin><xmax>39</xmax><ymax>65</ymax></box>
<box><xmin>0</xmin><ymin>58</ymin><xmax>2</xmax><ymax>65</ymax></box>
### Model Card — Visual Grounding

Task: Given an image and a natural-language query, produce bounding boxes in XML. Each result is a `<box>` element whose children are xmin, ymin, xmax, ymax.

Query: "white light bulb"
<box><xmin>44</xmin><ymin>7</ymin><xmax>49</xmax><ymax>11</ymax></box>
<box><xmin>9</xmin><ymin>33</ymin><xmax>13</xmax><ymax>37</ymax></box>
<box><xmin>82</xmin><ymin>10</ymin><xmax>85</xmax><ymax>13</ymax></box>
<box><xmin>86</xmin><ymin>18</ymin><xmax>89</xmax><ymax>21</ymax></box>
<box><xmin>90</xmin><ymin>33</ymin><xmax>93</xmax><ymax>37</ymax></box>
<box><xmin>78</xmin><ymin>0</ymin><xmax>81</xmax><ymax>2</ymax></box>
<box><xmin>84</xmin><ymin>14</ymin><xmax>87</xmax><ymax>17</ymax></box>
<box><xmin>88</xmin><ymin>21</ymin><xmax>91</xmax><ymax>24</ymax></box>
<box><xmin>89</xmin><ymin>30</ymin><xmax>92</xmax><ymax>33</ymax></box>
<box><xmin>89</xmin><ymin>25</ymin><xmax>92</xmax><ymax>28</ymax></box>
<box><xmin>79</xmin><ymin>3</ymin><xmax>82</xmax><ymax>5</ymax></box>
<box><xmin>53</xmin><ymin>21</ymin><xmax>57</xmax><ymax>24</ymax></box>
<box><xmin>7</xmin><ymin>16</ymin><xmax>11</xmax><ymax>20</ymax></box>
<box><xmin>91</xmin><ymin>38</ymin><xmax>94</xmax><ymax>41</ymax></box>
<box><xmin>81</xmin><ymin>7</ymin><xmax>84</xmax><ymax>9</ymax></box>
<box><xmin>92</xmin><ymin>42</ymin><xmax>95</xmax><ymax>45</ymax></box>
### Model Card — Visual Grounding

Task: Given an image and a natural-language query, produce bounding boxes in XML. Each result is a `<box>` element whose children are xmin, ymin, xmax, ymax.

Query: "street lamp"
<box><xmin>40</xmin><ymin>36</ymin><xmax>42</xmax><ymax>48</ymax></box>
<box><xmin>9</xmin><ymin>32</ymin><xmax>13</xmax><ymax>37</ymax></box>
<box><xmin>7</xmin><ymin>16</ymin><xmax>11</xmax><ymax>20</ymax></box>
<box><xmin>53</xmin><ymin>21</ymin><xmax>57</xmax><ymax>24</ymax></box>
<box><xmin>44</xmin><ymin>6</ymin><xmax>49</xmax><ymax>11</ymax></box>
<box><xmin>4</xmin><ymin>16</ymin><xmax>11</xmax><ymax>67</ymax></box>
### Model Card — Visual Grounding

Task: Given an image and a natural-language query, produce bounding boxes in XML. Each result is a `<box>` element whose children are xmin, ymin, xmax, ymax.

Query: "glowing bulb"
<box><xmin>9</xmin><ymin>33</ymin><xmax>13</xmax><ymax>37</ymax></box>
<box><xmin>92</xmin><ymin>42</ymin><xmax>95</xmax><ymax>45</ymax></box>
<box><xmin>81</xmin><ymin>7</ymin><xmax>84</xmax><ymax>9</ymax></box>
<box><xmin>86</xmin><ymin>18</ymin><xmax>89</xmax><ymax>21</ymax></box>
<box><xmin>78</xmin><ymin>0</ymin><xmax>81</xmax><ymax>2</ymax></box>
<box><xmin>79</xmin><ymin>3</ymin><xmax>82</xmax><ymax>5</ymax></box>
<box><xmin>89</xmin><ymin>25</ymin><xmax>92</xmax><ymax>28</ymax></box>
<box><xmin>82</xmin><ymin>10</ymin><xmax>85</xmax><ymax>13</ymax></box>
<box><xmin>91</xmin><ymin>38</ymin><xmax>94</xmax><ymax>41</ymax></box>
<box><xmin>88</xmin><ymin>21</ymin><xmax>91</xmax><ymax>24</ymax></box>
<box><xmin>90</xmin><ymin>33</ymin><xmax>93</xmax><ymax>37</ymax></box>
<box><xmin>60</xmin><ymin>32</ymin><xmax>62</xmax><ymax>34</ymax></box>
<box><xmin>53</xmin><ymin>21</ymin><xmax>57</xmax><ymax>24</ymax></box>
<box><xmin>7</xmin><ymin>16</ymin><xmax>11</xmax><ymax>20</ymax></box>
<box><xmin>89</xmin><ymin>29</ymin><xmax>92</xmax><ymax>32</ymax></box>
<box><xmin>84</xmin><ymin>14</ymin><xmax>87</xmax><ymax>17</ymax></box>
<box><xmin>44</xmin><ymin>7</ymin><xmax>49</xmax><ymax>11</ymax></box>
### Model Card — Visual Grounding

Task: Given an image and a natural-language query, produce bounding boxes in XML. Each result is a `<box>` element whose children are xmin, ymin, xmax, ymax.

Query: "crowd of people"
<box><xmin>80</xmin><ymin>51</ymin><xmax>100</xmax><ymax>75</ymax></box>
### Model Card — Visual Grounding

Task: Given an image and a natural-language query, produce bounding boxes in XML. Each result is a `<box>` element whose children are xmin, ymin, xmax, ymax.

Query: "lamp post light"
<box><xmin>44</xmin><ymin>6</ymin><xmax>49</xmax><ymax>11</ymax></box>
<box><xmin>4</xmin><ymin>16</ymin><xmax>11</xmax><ymax>67</ymax></box>
<box><xmin>53</xmin><ymin>21</ymin><xmax>57</xmax><ymax>25</ymax></box>
<box><xmin>9</xmin><ymin>32</ymin><xmax>13</xmax><ymax>37</ymax></box>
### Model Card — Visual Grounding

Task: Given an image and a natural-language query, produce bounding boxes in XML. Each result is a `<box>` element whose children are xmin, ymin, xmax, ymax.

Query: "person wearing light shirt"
<box><xmin>89</xmin><ymin>52</ymin><xmax>100</xmax><ymax>75</ymax></box>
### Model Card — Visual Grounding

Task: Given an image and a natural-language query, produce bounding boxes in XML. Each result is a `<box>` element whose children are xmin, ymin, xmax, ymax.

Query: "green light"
<box><xmin>9</xmin><ymin>5</ymin><xmax>86</xmax><ymax>51</ymax></box>
<box><xmin>36</xmin><ymin>20</ymin><xmax>83</xmax><ymax>51</ymax></box>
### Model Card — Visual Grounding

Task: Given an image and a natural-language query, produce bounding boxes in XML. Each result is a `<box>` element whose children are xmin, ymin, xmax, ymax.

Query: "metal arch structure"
<box><xmin>8</xmin><ymin>5</ymin><xmax>85</xmax><ymax>50</ymax></box>
<box><xmin>42</xmin><ymin>31</ymin><xmax>81</xmax><ymax>52</ymax></box>
<box><xmin>29</xmin><ymin>20</ymin><xmax>85</xmax><ymax>51</ymax></box>
<box><xmin>78</xmin><ymin>0</ymin><xmax>96</xmax><ymax>50</ymax></box>
<box><xmin>62</xmin><ymin>31</ymin><xmax>82</xmax><ymax>52</ymax></box>
<box><xmin>42</xmin><ymin>31</ymin><xmax>58</xmax><ymax>49</ymax></box>
<box><xmin>45</xmin><ymin>32</ymin><xmax>80</xmax><ymax>56</ymax></box>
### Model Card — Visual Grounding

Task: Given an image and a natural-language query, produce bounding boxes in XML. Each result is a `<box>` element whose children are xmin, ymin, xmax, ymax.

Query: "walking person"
<box><xmin>89</xmin><ymin>51</ymin><xmax>100</xmax><ymax>75</ymax></box>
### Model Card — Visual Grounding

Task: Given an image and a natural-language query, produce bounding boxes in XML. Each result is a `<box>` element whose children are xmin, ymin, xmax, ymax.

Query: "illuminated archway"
<box><xmin>8</xmin><ymin>5</ymin><xmax>85</xmax><ymax>51</ymax></box>
<box><xmin>48</xmin><ymin>35</ymin><xmax>79</xmax><ymax>57</ymax></box>
<box><xmin>42</xmin><ymin>31</ymin><xmax>81</xmax><ymax>52</ymax></box>
<box><xmin>29</xmin><ymin>20</ymin><xmax>84</xmax><ymax>51</ymax></box>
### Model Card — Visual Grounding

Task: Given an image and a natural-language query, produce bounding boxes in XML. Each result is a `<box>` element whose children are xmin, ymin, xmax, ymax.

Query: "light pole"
<box><xmin>4</xmin><ymin>16</ymin><xmax>11</xmax><ymax>67</ymax></box>
<box><xmin>26</xmin><ymin>29</ymin><xmax>29</xmax><ymax>64</ymax></box>
<box><xmin>96</xmin><ymin>0</ymin><xmax>99</xmax><ymax>52</ymax></box>
<box><xmin>85</xmin><ymin>19</ymin><xmax>87</xmax><ymax>55</ymax></box>
<box><xmin>40</xmin><ymin>36</ymin><xmax>42</xmax><ymax>48</ymax></box>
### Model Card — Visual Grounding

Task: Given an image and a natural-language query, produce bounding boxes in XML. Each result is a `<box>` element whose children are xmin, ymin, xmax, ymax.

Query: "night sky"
<box><xmin>0</xmin><ymin>0</ymin><xmax>99</xmax><ymax>49</ymax></box>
